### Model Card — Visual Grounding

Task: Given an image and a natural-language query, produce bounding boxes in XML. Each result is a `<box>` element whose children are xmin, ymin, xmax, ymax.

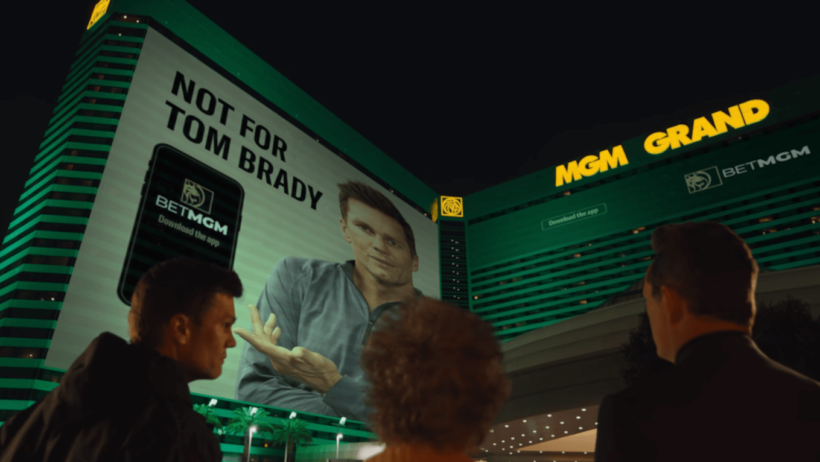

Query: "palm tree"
<box><xmin>272</xmin><ymin>418</ymin><xmax>313</xmax><ymax>462</ymax></box>
<box><xmin>225</xmin><ymin>407</ymin><xmax>276</xmax><ymax>462</ymax></box>
<box><xmin>193</xmin><ymin>404</ymin><xmax>224</xmax><ymax>432</ymax></box>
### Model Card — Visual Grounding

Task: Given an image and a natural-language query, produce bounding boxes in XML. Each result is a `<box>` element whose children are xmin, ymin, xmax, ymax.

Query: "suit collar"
<box><xmin>675</xmin><ymin>330</ymin><xmax>753</xmax><ymax>365</ymax></box>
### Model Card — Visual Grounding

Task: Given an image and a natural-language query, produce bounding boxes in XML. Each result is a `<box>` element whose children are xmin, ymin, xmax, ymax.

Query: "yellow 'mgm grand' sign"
<box><xmin>555</xmin><ymin>99</ymin><xmax>769</xmax><ymax>187</ymax></box>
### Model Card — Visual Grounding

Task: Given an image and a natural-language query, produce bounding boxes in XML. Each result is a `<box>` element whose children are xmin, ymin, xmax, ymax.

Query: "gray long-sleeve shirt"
<box><xmin>234</xmin><ymin>257</ymin><xmax>421</xmax><ymax>423</ymax></box>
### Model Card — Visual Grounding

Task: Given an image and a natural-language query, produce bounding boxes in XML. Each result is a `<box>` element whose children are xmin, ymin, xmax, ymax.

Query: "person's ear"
<box><xmin>661</xmin><ymin>285</ymin><xmax>686</xmax><ymax>326</ymax></box>
<box><xmin>340</xmin><ymin>217</ymin><xmax>352</xmax><ymax>243</ymax></box>
<box><xmin>167</xmin><ymin>313</ymin><xmax>193</xmax><ymax>345</ymax></box>
<box><xmin>412</xmin><ymin>253</ymin><xmax>419</xmax><ymax>272</ymax></box>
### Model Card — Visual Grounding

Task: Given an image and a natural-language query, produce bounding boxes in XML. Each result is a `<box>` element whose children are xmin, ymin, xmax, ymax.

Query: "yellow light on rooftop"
<box><xmin>87</xmin><ymin>0</ymin><xmax>111</xmax><ymax>29</ymax></box>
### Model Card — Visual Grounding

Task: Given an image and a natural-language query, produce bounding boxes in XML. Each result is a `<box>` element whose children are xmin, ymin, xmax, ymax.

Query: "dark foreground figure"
<box><xmin>0</xmin><ymin>259</ymin><xmax>242</xmax><ymax>462</ymax></box>
<box><xmin>594</xmin><ymin>222</ymin><xmax>820</xmax><ymax>462</ymax></box>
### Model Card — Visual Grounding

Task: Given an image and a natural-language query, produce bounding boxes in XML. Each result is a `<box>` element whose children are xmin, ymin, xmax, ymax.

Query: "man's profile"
<box><xmin>234</xmin><ymin>180</ymin><xmax>421</xmax><ymax>422</ymax></box>
<box><xmin>0</xmin><ymin>258</ymin><xmax>242</xmax><ymax>462</ymax></box>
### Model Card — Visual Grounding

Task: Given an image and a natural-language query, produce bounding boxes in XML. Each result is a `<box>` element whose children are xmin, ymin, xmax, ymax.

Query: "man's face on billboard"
<box><xmin>340</xmin><ymin>198</ymin><xmax>418</xmax><ymax>287</ymax></box>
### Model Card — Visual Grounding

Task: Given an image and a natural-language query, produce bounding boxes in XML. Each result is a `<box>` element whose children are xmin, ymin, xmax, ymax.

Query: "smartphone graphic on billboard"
<box><xmin>117</xmin><ymin>144</ymin><xmax>244</xmax><ymax>305</ymax></box>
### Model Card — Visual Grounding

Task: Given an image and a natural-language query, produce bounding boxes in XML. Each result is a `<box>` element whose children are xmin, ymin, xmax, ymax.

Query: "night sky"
<box><xmin>1</xmin><ymin>1</ymin><xmax>816</xmax><ymax>236</ymax></box>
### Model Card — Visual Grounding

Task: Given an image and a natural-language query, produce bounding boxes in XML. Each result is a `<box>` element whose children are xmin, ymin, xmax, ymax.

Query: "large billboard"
<box><xmin>45</xmin><ymin>27</ymin><xmax>440</xmax><ymax>422</ymax></box>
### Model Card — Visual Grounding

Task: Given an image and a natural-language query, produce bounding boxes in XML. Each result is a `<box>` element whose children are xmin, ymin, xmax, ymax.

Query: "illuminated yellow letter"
<box><xmin>596</xmin><ymin>145</ymin><xmax>629</xmax><ymax>172</ymax></box>
<box><xmin>579</xmin><ymin>155</ymin><xmax>600</xmax><ymax>177</ymax></box>
<box><xmin>644</xmin><ymin>132</ymin><xmax>670</xmax><ymax>155</ymax></box>
<box><xmin>666</xmin><ymin>124</ymin><xmax>692</xmax><ymax>150</ymax></box>
<box><xmin>712</xmin><ymin>106</ymin><xmax>746</xmax><ymax>135</ymax></box>
<box><xmin>691</xmin><ymin>117</ymin><xmax>718</xmax><ymax>143</ymax></box>
<box><xmin>555</xmin><ymin>161</ymin><xmax>583</xmax><ymax>187</ymax></box>
<box><xmin>739</xmin><ymin>99</ymin><xmax>769</xmax><ymax>125</ymax></box>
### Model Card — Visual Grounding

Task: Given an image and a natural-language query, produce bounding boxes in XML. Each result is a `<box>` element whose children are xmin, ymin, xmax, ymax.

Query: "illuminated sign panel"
<box><xmin>555</xmin><ymin>145</ymin><xmax>629</xmax><ymax>187</ymax></box>
<box><xmin>644</xmin><ymin>100</ymin><xmax>769</xmax><ymax>155</ymax></box>
<box><xmin>45</xmin><ymin>27</ymin><xmax>440</xmax><ymax>420</ymax></box>
<box><xmin>441</xmin><ymin>196</ymin><xmax>464</xmax><ymax>217</ymax></box>
<box><xmin>552</xmin><ymin>100</ymin><xmax>769</xmax><ymax>189</ymax></box>
<box><xmin>86</xmin><ymin>0</ymin><xmax>110</xmax><ymax>30</ymax></box>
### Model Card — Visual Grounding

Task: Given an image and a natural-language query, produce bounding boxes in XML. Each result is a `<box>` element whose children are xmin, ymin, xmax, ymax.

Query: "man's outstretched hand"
<box><xmin>234</xmin><ymin>305</ymin><xmax>342</xmax><ymax>394</ymax></box>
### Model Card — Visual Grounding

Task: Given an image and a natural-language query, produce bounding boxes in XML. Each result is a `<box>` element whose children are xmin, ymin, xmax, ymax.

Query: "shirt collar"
<box><xmin>674</xmin><ymin>330</ymin><xmax>752</xmax><ymax>365</ymax></box>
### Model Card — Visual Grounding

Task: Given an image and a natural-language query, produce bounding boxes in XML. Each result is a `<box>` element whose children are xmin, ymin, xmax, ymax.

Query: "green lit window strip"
<box><xmin>61</xmin><ymin>65</ymin><xmax>135</xmax><ymax>98</ymax></box>
<box><xmin>66</xmin><ymin>42</ymin><xmax>138</xmax><ymax>81</ymax></box>
<box><xmin>0</xmin><ymin>379</ymin><xmax>59</xmax><ymax>392</ymax></box>
<box><xmin>473</xmin><ymin>239</ymin><xmax>652</xmax><ymax>291</ymax></box>
<box><xmin>72</xmin><ymin>17</ymin><xmax>110</xmax><ymax>59</ymax></box>
<box><xmin>60</xmin><ymin>66</ymin><xmax>133</xmax><ymax>106</ymax></box>
<box><xmin>0</xmin><ymin>249</ymin><xmax>78</xmax><ymax>276</ymax></box>
<box><xmin>474</xmin><ymin>264</ymin><xmax>648</xmax><ymax>313</ymax></box>
<box><xmin>45</xmin><ymin>104</ymin><xmax>123</xmax><ymax>141</ymax></box>
<box><xmin>471</xmin><ymin>174</ymin><xmax>820</xmax><ymax>277</ymax></box>
<box><xmin>37</xmin><ymin>128</ymin><xmax>116</xmax><ymax>162</ymax></box>
<box><xmin>28</xmin><ymin>153</ymin><xmax>109</xmax><ymax>189</ymax></box>
<box><xmin>481</xmin><ymin>285</ymin><xmax>625</xmax><ymax>321</ymax></box>
<box><xmin>101</xmin><ymin>33</ymin><xmax>145</xmax><ymax>44</ymax></box>
<box><xmin>49</xmin><ymin>92</ymin><xmax>125</xmax><ymax>126</ymax></box>
<box><xmin>19</xmin><ymin>170</ymin><xmax>102</xmax><ymax>203</ymax></box>
<box><xmin>3</xmin><ymin>216</ymin><xmax>88</xmax><ymax>246</ymax></box>
<box><xmin>51</xmin><ymin>90</ymin><xmax>128</xmax><ymax>124</ymax></box>
<box><xmin>9</xmin><ymin>200</ymin><xmax>94</xmax><ymax>232</ymax></box>
<box><xmin>14</xmin><ymin>185</ymin><xmax>99</xmax><ymax>217</ymax></box>
<box><xmin>0</xmin><ymin>399</ymin><xmax>37</xmax><ymax>410</ymax></box>
<box><xmin>0</xmin><ymin>338</ymin><xmax>51</xmax><ymax>348</ymax></box>
<box><xmin>0</xmin><ymin>231</ymin><xmax>84</xmax><ymax>261</ymax></box>
<box><xmin>0</xmin><ymin>298</ymin><xmax>65</xmax><ymax>312</ymax></box>
<box><xmin>771</xmin><ymin>255</ymin><xmax>820</xmax><ymax>271</ymax></box>
<box><xmin>473</xmin><ymin>250</ymin><xmax>653</xmax><ymax>302</ymax></box>
<box><xmin>0</xmin><ymin>281</ymin><xmax>69</xmax><ymax>299</ymax></box>
<box><xmin>0</xmin><ymin>319</ymin><xmax>58</xmax><ymax>330</ymax></box>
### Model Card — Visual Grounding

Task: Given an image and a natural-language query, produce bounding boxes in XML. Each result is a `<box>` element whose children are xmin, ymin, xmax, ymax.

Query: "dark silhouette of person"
<box><xmin>0</xmin><ymin>259</ymin><xmax>243</xmax><ymax>462</ymax></box>
<box><xmin>594</xmin><ymin>222</ymin><xmax>820</xmax><ymax>462</ymax></box>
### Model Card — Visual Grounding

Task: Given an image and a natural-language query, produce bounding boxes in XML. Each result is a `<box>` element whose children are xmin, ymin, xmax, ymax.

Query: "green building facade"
<box><xmin>1</xmin><ymin>1</ymin><xmax>819</xmax><ymax>461</ymax></box>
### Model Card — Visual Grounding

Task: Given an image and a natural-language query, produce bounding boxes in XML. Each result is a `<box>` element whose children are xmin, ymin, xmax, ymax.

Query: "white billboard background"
<box><xmin>46</xmin><ymin>27</ymin><xmax>440</xmax><ymax>400</ymax></box>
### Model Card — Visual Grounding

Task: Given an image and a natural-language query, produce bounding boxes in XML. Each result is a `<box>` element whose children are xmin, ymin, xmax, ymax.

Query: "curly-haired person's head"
<box><xmin>361</xmin><ymin>298</ymin><xmax>511</xmax><ymax>453</ymax></box>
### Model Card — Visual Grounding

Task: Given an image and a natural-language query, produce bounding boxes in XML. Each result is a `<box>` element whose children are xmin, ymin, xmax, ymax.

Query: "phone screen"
<box><xmin>118</xmin><ymin>144</ymin><xmax>244</xmax><ymax>305</ymax></box>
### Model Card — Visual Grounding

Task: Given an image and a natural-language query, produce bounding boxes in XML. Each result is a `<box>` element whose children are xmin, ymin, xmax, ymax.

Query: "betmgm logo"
<box><xmin>181</xmin><ymin>179</ymin><xmax>214</xmax><ymax>214</ymax></box>
<box><xmin>155</xmin><ymin>178</ymin><xmax>228</xmax><ymax>235</ymax></box>
<box><xmin>684</xmin><ymin>166</ymin><xmax>723</xmax><ymax>194</ymax></box>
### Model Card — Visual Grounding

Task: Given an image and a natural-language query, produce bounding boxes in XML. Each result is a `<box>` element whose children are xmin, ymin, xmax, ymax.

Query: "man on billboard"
<box><xmin>234</xmin><ymin>180</ymin><xmax>422</xmax><ymax>423</ymax></box>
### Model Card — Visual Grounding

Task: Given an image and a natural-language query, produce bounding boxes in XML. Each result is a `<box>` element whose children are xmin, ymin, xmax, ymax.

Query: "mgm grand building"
<box><xmin>0</xmin><ymin>0</ymin><xmax>818</xmax><ymax>461</ymax></box>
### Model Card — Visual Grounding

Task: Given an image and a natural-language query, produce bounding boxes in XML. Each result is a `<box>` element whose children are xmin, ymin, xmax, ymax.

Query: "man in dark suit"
<box><xmin>0</xmin><ymin>259</ymin><xmax>242</xmax><ymax>462</ymax></box>
<box><xmin>594</xmin><ymin>221</ymin><xmax>820</xmax><ymax>462</ymax></box>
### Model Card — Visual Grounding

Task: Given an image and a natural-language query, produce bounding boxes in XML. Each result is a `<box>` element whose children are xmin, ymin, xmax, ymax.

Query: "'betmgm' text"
<box><xmin>155</xmin><ymin>195</ymin><xmax>228</xmax><ymax>235</ymax></box>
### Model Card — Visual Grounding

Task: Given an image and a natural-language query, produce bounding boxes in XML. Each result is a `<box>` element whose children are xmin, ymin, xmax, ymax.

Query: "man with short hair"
<box><xmin>234</xmin><ymin>180</ymin><xmax>422</xmax><ymax>422</ymax></box>
<box><xmin>594</xmin><ymin>222</ymin><xmax>820</xmax><ymax>462</ymax></box>
<box><xmin>0</xmin><ymin>259</ymin><xmax>242</xmax><ymax>462</ymax></box>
